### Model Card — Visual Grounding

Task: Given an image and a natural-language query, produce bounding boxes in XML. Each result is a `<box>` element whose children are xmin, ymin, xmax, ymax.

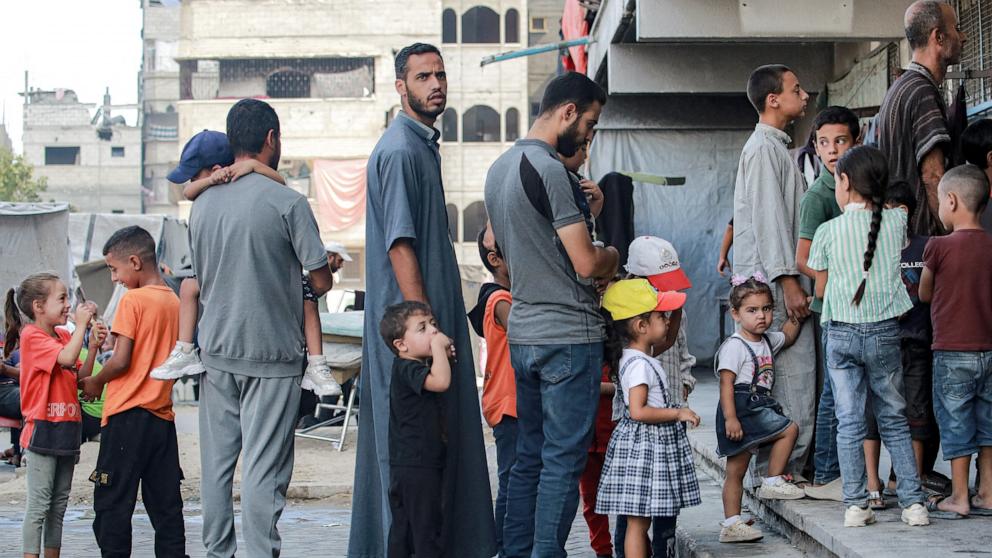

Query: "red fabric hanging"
<box><xmin>561</xmin><ymin>0</ymin><xmax>589</xmax><ymax>74</ymax></box>
<box><xmin>312</xmin><ymin>159</ymin><xmax>367</xmax><ymax>232</ymax></box>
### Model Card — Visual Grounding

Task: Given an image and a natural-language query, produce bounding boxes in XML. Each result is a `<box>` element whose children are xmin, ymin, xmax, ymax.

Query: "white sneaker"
<box><xmin>901</xmin><ymin>503</ymin><xmax>930</xmax><ymax>526</ymax></box>
<box><xmin>844</xmin><ymin>505</ymin><xmax>876</xmax><ymax>527</ymax></box>
<box><xmin>719</xmin><ymin>520</ymin><xmax>763</xmax><ymax>543</ymax></box>
<box><xmin>301</xmin><ymin>357</ymin><xmax>342</xmax><ymax>397</ymax></box>
<box><xmin>757</xmin><ymin>481</ymin><xmax>805</xmax><ymax>500</ymax></box>
<box><xmin>150</xmin><ymin>346</ymin><xmax>205</xmax><ymax>380</ymax></box>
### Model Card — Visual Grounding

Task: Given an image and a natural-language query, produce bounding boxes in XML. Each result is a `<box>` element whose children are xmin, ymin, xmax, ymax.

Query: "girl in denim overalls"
<box><xmin>714</xmin><ymin>275</ymin><xmax>806</xmax><ymax>543</ymax></box>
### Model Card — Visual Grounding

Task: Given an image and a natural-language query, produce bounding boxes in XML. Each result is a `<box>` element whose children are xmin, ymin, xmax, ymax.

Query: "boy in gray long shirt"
<box><xmin>732</xmin><ymin>64</ymin><xmax>817</xmax><ymax>480</ymax></box>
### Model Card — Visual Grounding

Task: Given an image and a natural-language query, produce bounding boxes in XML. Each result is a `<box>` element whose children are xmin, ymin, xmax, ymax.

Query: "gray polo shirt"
<box><xmin>484</xmin><ymin>139</ymin><xmax>604</xmax><ymax>345</ymax></box>
<box><xmin>189</xmin><ymin>171</ymin><xmax>327</xmax><ymax>378</ymax></box>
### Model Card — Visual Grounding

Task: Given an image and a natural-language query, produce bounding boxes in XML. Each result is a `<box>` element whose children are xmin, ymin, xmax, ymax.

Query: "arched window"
<box><xmin>505</xmin><ymin>108</ymin><xmax>520</xmax><ymax>141</ymax></box>
<box><xmin>463</xmin><ymin>105</ymin><xmax>501</xmax><ymax>142</ymax></box>
<box><xmin>461</xmin><ymin>6</ymin><xmax>500</xmax><ymax>43</ymax></box>
<box><xmin>266</xmin><ymin>68</ymin><xmax>310</xmax><ymax>98</ymax></box>
<box><xmin>505</xmin><ymin>9</ymin><xmax>520</xmax><ymax>43</ymax></box>
<box><xmin>462</xmin><ymin>201</ymin><xmax>487</xmax><ymax>242</ymax></box>
<box><xmin>442</xmin><ymin>9</ymin><xmax>457</xmax><ymax>43</ymax></box>
<box><xmin>441</xmin><ymin>107</ymin><xmax>458</xmax><ymax>142</ymax></box>
<box><xmin>446</xmin><ymin>203</ymin><xmax>459</xmax><ymax>239</ymax></box>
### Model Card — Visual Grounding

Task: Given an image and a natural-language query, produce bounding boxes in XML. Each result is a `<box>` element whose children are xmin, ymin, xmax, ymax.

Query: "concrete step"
<box><xmin>676</xmin><ymin>471</ymin><xmax>806</xmax><ymax>557</ymax></box>
<box><xmin>687</xmin><ymin>426</ymin><xmax>992</xmax><ymax>558</ymax></box>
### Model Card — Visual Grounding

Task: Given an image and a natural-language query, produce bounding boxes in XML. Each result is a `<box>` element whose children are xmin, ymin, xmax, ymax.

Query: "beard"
<box><xmin>268</xmin><ymin>141</ymin><xmax>282</xmax><ymax>170</ymax></box>
<box><xmin>408</xmin><ymin>89</ymin><xmax>446</xmax><ymax>119</ymax></box>
<box><xmin>556</xmin><ymin>119</ymin><xmax>584</xmax><ymax>158</ymax></box>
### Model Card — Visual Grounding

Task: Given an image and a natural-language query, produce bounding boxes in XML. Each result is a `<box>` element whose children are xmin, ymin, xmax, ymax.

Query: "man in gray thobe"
<box><xmin>348</xmin><ymin>43</ymin><xmax>496</xmax><ymax>558</ymax></box>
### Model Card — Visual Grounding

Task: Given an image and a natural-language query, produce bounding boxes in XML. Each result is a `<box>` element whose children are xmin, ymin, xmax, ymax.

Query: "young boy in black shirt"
<box><xmin>379</xmin><ymin>301</ymin><xmax>453</xmax><ymax>558</ymax></box>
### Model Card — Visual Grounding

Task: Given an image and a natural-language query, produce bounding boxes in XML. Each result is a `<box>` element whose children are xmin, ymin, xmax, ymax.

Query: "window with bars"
<box><xmin>180</xmin><ymin>57</ymin><xmax>374</xmax><ymax>100</ymax></box>
<box><xmin>952</xmin><ymin>0</ymin><xmax>992</xmax><ymax>109</ymax></box>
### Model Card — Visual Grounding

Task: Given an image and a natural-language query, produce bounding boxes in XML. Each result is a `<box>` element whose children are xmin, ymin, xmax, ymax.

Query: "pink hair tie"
<box><xmin>730</xmin><ymin>272</ymin><xmax>768</xmax><ymax>287</ymax></box>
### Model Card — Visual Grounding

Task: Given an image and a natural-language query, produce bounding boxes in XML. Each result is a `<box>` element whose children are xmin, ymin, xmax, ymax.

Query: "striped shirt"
<box><xmin>876</xmin><ymin>62</ymin><xmax>951</xmax><ymax>236</ymax></box>
<box><xmin>807</xmin><ymin>205</ymin><xmax>912</xmax><ymax>325</ymax></box>
<box><xmin>655</xmin><ymin>310</ymin><xmax>696</xmax><ymax>407</ymax></box>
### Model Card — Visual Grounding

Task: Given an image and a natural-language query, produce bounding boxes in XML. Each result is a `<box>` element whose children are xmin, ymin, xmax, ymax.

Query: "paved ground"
<box><xmin>0</xmin><ymin>499</ymin><xmax>601</xmax><ymax>556</ymax></box>
<box><xmin>0</xmin><ymin>403</ymin><xmax>607</xmax><ymax>557</ymax></box>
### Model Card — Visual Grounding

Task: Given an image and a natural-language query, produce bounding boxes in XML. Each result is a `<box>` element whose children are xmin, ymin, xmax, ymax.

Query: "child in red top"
<box><xmin>4</xmin><ymin>272</ymin><xmax>106</xmax><ymax>558</ymax></box>
<box><xmin>579</xmin><ymin>365</ymin><xmax>617</xmax><ymax>558</ymax></box>
<box><xmin>468</xmin><ymin>224</ymin><xmax>515</xmax><ymax>556</ymax></box>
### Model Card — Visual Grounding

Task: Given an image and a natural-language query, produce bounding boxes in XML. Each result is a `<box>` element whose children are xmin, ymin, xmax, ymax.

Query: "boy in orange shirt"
<box><xmin>468</xmin><ymin>223</ymin><xmax>515</xmax><ymax>556</ymax></box>
<box><xmin>78</xmin><ymin>226</ymin><xmax>186</xmax><ymax>557</ymax></box>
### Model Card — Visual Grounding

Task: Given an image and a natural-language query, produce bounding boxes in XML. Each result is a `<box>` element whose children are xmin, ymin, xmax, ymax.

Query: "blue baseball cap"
<box><xmin>167</xmin><ymin>130</ymin><xmax>235</xmax><ymax>184</ymax></box>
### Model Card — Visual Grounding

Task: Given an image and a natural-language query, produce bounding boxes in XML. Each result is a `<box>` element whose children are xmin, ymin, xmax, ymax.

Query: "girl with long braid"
<box><xmin>807</xmin><ymin>145</ymin><xmax>930</xmax><ymax>528</ymax></box>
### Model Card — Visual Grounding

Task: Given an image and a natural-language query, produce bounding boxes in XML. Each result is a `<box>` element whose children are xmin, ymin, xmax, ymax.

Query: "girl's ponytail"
<box><xmin>3</xmin><ymin>288</ymin><xmax>21</xmax><ymax>359</ymax></box>
<box><xmin>600</xmin><ymin>308</ymin><xmax>624</xmax><ymax>385</ymax></box>
<box><xmin>3</xmin><ymin>273</ymin><xmax>60</xmax><ymax>358</ymax></box>
<box><xmin>835</xmin><ymin>145</ymin><xmax>890</xmax><ymax>306</ymax></box>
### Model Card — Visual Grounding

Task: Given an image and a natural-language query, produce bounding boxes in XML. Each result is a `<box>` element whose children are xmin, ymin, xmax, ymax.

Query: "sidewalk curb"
<box><xmin>687</xmin><ymin>432</ymin><xmax>840</xmax><ymax>557</ymax></box>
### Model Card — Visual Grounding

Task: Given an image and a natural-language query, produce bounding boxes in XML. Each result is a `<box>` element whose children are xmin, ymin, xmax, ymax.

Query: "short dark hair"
<box><xmin>395</xmin><ymin>43</ymin><xmax>442</xmax><ymax>80</ymax></box>
<box><xmin>102</xmin><ymin>226</ymin><xmax>157</xmax><ymax>263</ymax></box>
<box><xmin>477</xmin><ymin>226</ymin><xmax>502</xmax><ymax>274</ymax></box>
<box><xmin>885</xmin><ymin>180</ymin><xmax>917</xmax><ymax>218</ymax></box>
<box><xmin>538</xmin><ymin>72</ymin><xmax>607</xmax><ymax>117</ymax></box>
<box><xmin>746</xmin><ymin>64</ymin><xmax>792</xmax><ymax>113</ymax></box>
<box><xmin>961</xmin><ymin>118</ymin><xmax>992</xmax><ymax>169</ymax></box>
<box><xmin>226</xmin><ymin>99</ymin><xmax>280</xmax><ymax>157</ymax></box>
<box><xmin>905</xmin><ymin>1</ymin><xmax>947</xmax><ymax>50</ymax></box>
<box><xmin>813</xmin><ymin>106</ymin><xmax>861</xmax><ymax>140</ymax></box>
<box><xmin>379</xmin><ymin>301</ymin><xmax>432</xmax><ymax>355</ymax></box>
<box><xmin>939</xmin><ymin>164</ymin><xmax>991</xmax><ymax>214</ymax></box>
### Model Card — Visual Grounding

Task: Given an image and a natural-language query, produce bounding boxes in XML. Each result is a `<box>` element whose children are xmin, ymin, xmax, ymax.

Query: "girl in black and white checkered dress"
<box><xmin>595</xmin><ymin>279</ymin><xmax>702</xmax><ymax>558</ymax></box>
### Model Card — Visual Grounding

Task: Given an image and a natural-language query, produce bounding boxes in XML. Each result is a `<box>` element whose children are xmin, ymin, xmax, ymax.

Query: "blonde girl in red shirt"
<box><xmin>4</xmin><ymin>273</ymin><xmax>107</xmax><ymax>558</ymax></box>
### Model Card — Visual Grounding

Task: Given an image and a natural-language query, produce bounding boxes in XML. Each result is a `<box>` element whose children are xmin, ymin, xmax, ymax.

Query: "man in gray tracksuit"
<box><xmin>189</xmin><ymin>99</ymin><xmax>333</xmax><ymax>557</ymax></box>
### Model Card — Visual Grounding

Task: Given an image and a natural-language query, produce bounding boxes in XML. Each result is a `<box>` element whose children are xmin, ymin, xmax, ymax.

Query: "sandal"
<box><xmin>868</xmin><ymin>491</ymin><xmax>886</xmax><ymax>510</ymax></box>
<box><xmin>970</xmin><ymin>496</ymin><xmax>992</xmax><ymax>516</ymax></box>
<box><xmin>926</xmin><ymin>496</ymin><xmax>968</xmax><ymax>519</ymax></box>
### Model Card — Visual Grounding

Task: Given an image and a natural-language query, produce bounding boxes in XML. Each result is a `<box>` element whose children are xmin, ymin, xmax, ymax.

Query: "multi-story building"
<box><xmin>21</xmin><ymin>87</ymin><xmax>141</xmax><ymax>213</ymax></box>
<box><xmin>175</xmin><ymin>0</ymin><xmax>532</xmax><ymax>291</ymax></box>
<box><xmin>140</xmin><ymin>0</ymin><xmax>182</xmax><ymax>215</ymax></box>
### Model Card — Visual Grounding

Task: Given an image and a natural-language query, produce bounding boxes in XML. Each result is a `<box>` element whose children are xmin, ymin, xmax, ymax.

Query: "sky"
<box><xmin>0</xmin><ymin>0</ymin><xmax>142</xmax><ymax>153</ymax></box>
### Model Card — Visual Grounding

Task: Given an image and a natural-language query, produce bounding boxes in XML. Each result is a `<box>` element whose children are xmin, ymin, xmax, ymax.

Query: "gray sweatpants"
<box><xmin>199</xmin><ymin>369</ymin><xmax>301</xmax><ymax>558</ymax></box>
<box><xmin>22</xmin><ymin>450</ymin><xmax>75</xmax><ymax>554</ymax></box>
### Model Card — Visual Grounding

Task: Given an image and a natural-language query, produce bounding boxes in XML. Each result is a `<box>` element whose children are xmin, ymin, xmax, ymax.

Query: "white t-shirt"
<box><xmin>619</xmin><ymin>348</ymin><xmax>670</xmax><ymax>409</ymax></box>
<box><xmin>716</xmin><ymin>332</ymin><xmax>786</xmax><ymax>390</ymax></box>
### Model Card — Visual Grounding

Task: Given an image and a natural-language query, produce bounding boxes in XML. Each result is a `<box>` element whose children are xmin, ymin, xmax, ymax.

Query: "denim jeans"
<box><xmin>932</xmin><ymin>350</ymin><xmax>992</xmax><ymax>460</ymax></box>
<box><xmin>826</xmin><ymin>320</ymin><xmax>924</xmax><ymax>508</ymax></box>
<box><xmin>503</xmin><ymin>343</ymin><xmax>602</xmax><ymax>558</ymax></box>
<box><xmin>813</xmin><ymin>323</ymin><xmax>840</xmax><ymax>484</ymax></box>
<box><xmin>493</xmin><ymin>417</ymin><xmax>519</xmax><ymax>557</ymax></box>
<box><xmin>614</xmin><ymin>515</ymin><xmax>677</xmax><ymax>558</ymax></box>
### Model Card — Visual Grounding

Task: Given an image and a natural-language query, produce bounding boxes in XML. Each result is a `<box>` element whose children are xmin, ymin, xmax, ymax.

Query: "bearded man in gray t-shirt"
<box><xmin>484</xmin><ymin>72</ymin><xmax>619</xmax><ymax>557</ymax></box>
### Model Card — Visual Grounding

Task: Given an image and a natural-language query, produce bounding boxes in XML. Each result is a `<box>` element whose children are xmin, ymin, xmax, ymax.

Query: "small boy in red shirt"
<box><xmin>920</xmin><ymin>165</ymin><xmax>992</xmax><ymax>518</ymax></box>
